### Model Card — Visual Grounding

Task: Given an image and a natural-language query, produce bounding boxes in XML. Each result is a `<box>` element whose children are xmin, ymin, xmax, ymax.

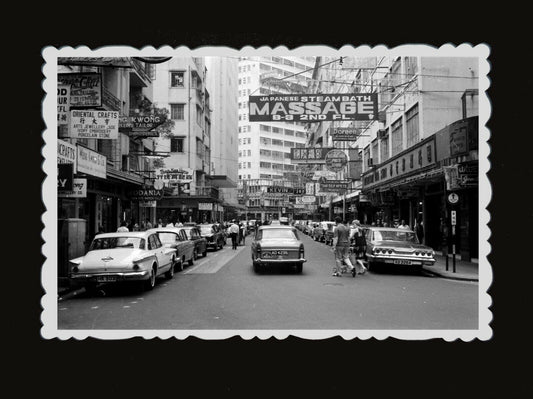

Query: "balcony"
<box><xmin>193</xmin><ymin>186</ymin><xmax>220</xmax><ymax>200</ymax></box>
<box><xmin>130</xmin><ymin>59</ymin><xmax>152</xmax><ymax>87</ymax></box>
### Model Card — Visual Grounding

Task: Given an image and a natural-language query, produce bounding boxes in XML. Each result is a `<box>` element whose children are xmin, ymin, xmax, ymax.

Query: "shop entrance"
<box><xmin>424</xmin><ymin>193</ymin><xmax>444</xmax><ymax>251</ymax></box>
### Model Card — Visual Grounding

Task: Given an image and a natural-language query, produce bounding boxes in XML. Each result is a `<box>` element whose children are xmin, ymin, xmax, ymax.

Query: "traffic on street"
<box><xmin>58</xmin><ymin>225</ymin><xmax>478</xmax><ymax>330</ymax></box>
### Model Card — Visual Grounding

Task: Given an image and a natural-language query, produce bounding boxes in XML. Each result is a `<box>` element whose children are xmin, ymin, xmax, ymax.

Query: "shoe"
<box><xmin>351</xmin><ymin>268</ymin><xmax>356</xmax><ymax>277</ymax></box>
<box><xmin>332</xmin><ymin>272</ymin><xmax>340</xmax><ymax>277</ymax></box>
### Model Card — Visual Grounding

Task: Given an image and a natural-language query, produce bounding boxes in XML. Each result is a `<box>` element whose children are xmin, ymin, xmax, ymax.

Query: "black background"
<box><xmin>11</xmin><ymin>12</ymin><xmax>531</xmax><ymax>398</ymax></box>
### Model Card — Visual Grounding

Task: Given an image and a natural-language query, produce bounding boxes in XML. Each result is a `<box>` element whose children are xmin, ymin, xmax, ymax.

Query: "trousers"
<box><xmin>334</xmin><ymin>245</ymin><xmax>353</xmax><ymax>273</ymax></box>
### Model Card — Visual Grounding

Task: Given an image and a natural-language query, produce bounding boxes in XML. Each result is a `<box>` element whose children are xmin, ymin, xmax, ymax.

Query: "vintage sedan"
<box><xmin>69</xmin><ymin>231</ymin><xmax>177</xmax><ymax>292</ymax></box>
<box><xmin>251</xmin><ymin>226</ymin><xmax>306</xmax><ymax>274</ymax></box>
<box><xmin>148</xmin><ymin>227</ymin><xmax>196</xmax><ymax>270</ymax></box>
<box><xmin>364</xmin><ymin>227</ymin><xmax>435</xmax><ymax>272</ymax></box>
<box><xmin>180</xmin><ymin>225</ymin><xmax>208</xmax><ymax>258</ymax></box>
<box><xmin>199</xmin><ymin>223</ymin><xmax>226</xmax><ymax>250</ymax></box>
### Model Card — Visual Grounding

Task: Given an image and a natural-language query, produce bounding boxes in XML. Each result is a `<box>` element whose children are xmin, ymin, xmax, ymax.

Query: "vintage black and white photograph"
<box><xmin>41</xmin><ymin>44</ymin><xmax>491</xmax><ymax>340</ymax></box>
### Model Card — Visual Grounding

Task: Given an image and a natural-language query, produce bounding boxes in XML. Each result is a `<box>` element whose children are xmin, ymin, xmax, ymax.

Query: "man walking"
<box><xmin>229</xmin><ymin>220</ymin><xmax>240</xmax><ymax>250</ymax></box>
<box><xmin>332</xmin><ymin>217</ymin><xmax>356</xmax><ymax>277</ymax></box>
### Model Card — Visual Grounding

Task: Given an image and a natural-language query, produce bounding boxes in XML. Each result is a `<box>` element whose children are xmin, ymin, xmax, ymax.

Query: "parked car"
<box><xmin>180</xmin><ymin>225</ymin><xmax>208</xmax><ymax>258</ymax></box>
<box><xmin>251</xmin><ymin>225</ymin><xmax>306</xmax><ymax>274</ymax></box>
<box><xmin>364</xmin><ymin>227</ymin><xmax>436</xmax><ymax>272</ymax></box>
<box><xmin>69</xmin><ymin>231</ymin><xmax>177</xmax><ymax>292</ymax></box>
<box><xmin>279</xmin><ymin>216</ymin><xmax>289</xmax><ymax>225</ymax></box>
<box><xmin>148</xmin><ymin>227</ymin><xmax>196</xmax><ymax>270</ymax></box>
<box><xmin>323</xmin><ymin>222</ymin><xmax>336</xmax><ymax>245</ymax></box>
<box><xmin>247</xmin><ymin>219</ymin><xmax>257</xmax><ymax>233</ymax></box>
<box><xmin>313</xmin><ymin>221</ymin><xmax>333</xmax><ymax>242</ymax></box>
<box><xmin>198</xmin><ymin>223</ymin><xmax>226</xmax><ymax>250</ymax></box>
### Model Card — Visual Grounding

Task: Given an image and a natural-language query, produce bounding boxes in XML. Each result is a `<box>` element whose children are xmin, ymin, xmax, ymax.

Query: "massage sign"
<box><xmin>248</xmin><ymin>93</ymin><xmax>379</xmax><ymax>122</ymax></box>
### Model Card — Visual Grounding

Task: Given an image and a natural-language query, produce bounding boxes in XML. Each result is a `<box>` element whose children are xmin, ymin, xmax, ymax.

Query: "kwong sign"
<box><xmin>249</xmin><ymin>94</ymin><xmax>378</xmax><ymax>122</ymax></box>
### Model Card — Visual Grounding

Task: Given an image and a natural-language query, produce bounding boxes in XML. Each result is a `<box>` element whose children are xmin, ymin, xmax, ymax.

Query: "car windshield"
<box><xmin>200</xmin><ymin>226</ymin><xmax>213</xmax><ymax>234</ymax></box>
<box><xmin>157</xmin><ymin>232</ymin><xmax>179</xmax><ymax>243</ymax></box>
<box><xmin>182</xmin><ymin>228</ymin><xmax>192</xmax><ymax>238</ymax></box>
<box><xmin>373</xmin><ymin>230</ymin><xmax>419</xmax><ymax>243</ymax></box>
<box><xmin>258</xmin><ymin>229</ymin><xmax>298</xmax><ymax>240</ymax></box>
<box><xmin>90</xmin><ymin>237</ymin><xmax>145</xmax><ymax>250</ymax></box>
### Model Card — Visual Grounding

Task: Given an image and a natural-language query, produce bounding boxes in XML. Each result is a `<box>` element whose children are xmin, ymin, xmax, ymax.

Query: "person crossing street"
<box><xmin>332</xmin><ymin>217</ymin><xmax>356</xmax><ymax>277</ymax></box>
<box><xmin>229</xmin><ymin>220</ymin><xmax>240</xmax><ymax>250</ymax></box>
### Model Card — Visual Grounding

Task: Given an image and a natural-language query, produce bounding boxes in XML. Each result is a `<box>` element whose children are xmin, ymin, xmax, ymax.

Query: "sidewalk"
<box><xmin>423</xmin><ymin>254</ymin><xmax>478</xmax><ymax>282</ymax></box>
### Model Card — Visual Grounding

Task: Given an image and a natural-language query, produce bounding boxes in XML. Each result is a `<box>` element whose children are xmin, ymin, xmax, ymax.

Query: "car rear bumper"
<box><xmin>255</xmin><ymin>258</ymin><xmax>306</xmax><ymax>264</ymax></box>
<box><xmin>367</xmin><ymin>255</ymin><xmax>435</xmax><ymax>266</ymax></box>
<box><xmin>69</xmin><ymin>270</ymin><xmax>150</xmax><ymax>283</ymax></box>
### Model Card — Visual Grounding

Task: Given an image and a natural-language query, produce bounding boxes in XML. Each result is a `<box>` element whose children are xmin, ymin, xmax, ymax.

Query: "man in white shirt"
<box><xmin>117</xmin><ymin>221</ymin><xmax>129</xmax><ymax>232</ymax></box>
<box><xmin>229</xmin><ymin>220</ymin><xmax>240</xmax><ymax>250</ymax></box>
<box><xmin>398</xmin><ymin>220</ymin><xmax>410</xmax><ymax>230</ymax></box>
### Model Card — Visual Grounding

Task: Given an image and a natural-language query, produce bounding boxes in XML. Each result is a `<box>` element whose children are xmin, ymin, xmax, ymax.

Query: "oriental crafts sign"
<box><xmin>248</xmin><ymin>94</ymin><xmax>379</xmax><ymax>122</ymax></box>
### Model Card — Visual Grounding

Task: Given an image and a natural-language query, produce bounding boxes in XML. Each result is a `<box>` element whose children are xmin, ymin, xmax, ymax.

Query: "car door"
<box><xmin>193</xmin><ymin>228</ymin><xmax>205</xmax><ymax>253</ymax></box>
<box><xmin>151</xmin><ymin>234</ymin><xmax>170</xmax><ymax>273</ymax></box>
<box><xmin>180</xmin><ymin>230</ymin><xmax>193</xmax><ymax>260</ymax></box>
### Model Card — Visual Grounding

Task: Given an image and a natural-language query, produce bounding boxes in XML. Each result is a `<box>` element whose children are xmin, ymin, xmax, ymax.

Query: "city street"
<box><xmin>58</xmin><ymin>232</ymin><xmax>478</xmax><ymax>330</ymax></box>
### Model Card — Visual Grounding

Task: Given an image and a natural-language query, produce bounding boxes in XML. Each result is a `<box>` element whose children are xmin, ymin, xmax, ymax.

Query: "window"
<box><xmin>405</xmin><ymin>57</ymin><xmax>418</xmax><ymax>79</ymax></box>
<box><xmin>247</xmin><ymin>138</ymin><xmax>251</xmax><ymax>144</ymax></box>
<box><xmin>170</xmin><ymin>137</ymin><xmax>184</xmax><ymax>153</ymax></box>
<box><xmin>170</xmin><ymin>71</ymin><xmax>185</xmax><ymax>88</ymax></box>
<box><xmin>247</xmin><ymin>162</ymin><xmax>251</xmax><ymax>168</ymax></box>
<box><xmin>196</xmin><ymin>105</ymin><xmax>202</xmax><ymax>126</ymax></box>
<box><xmin>380</xmin><ymin>136</ymin><xmax>389</xmax><ymax>162</ymax></box>
<box><xmin>260</xmin><ymin>162</ymin><xmax>271</xmax><ymax>169</ymax></box>
<box><xmin>406</xmin><ymin>104</ymin><xmax>419</xmax><ymax>148</ymax></box>
<box><xmin>372</xmin><ymin>140</ymin><xmax>379</xmax><ymax>163</ymax></box>
<box><xmin>247</xmin><ymin>150</ymin><xmax>251</xmax><ymax>156</ymax></box>
<box><xmin>272</xmin><ymin>127</ymin><xmax>282</xmax><ymax>134</ymax></box>
<box><xmin>260</xmin><ymin>124</ymin><xmax>271</xmax><ymax>132</ymax></box>
<box><xmin>272</xmin><ymin>139</ymin><xmax>283</xmax><ymax>146</ymax></box>
<box><xmin>285</xmin><ymin>129</ymin><xmax>294</xmax><ymax>136</ymax></box>
<box><xmin>283</xmin><ymin>140</ymin><xmax>294</xmax><ymax>147</ymax></box>
<box><xmin>391</xmin><ymin>118</ymin><xmax>403</xmax><ymax>156</ymax></box>
<box><xmin>170</xmin><ymin>104</ymin><xmax>185</xmax><ymax>120</ymax></box>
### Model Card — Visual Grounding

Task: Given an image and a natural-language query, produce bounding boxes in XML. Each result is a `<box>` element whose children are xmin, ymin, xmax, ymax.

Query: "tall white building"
<box><xmin>205</xmin><ymin>57</ymin><xmax>239</xmax><ymax>209</ymax></box>
<box><xmin>237</xmin><ymin>56</ymin><xmax>316</xmax><ymax>181</ymax></box>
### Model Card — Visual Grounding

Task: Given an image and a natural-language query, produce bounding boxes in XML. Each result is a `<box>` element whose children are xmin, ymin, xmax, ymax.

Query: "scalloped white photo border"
<box><xmin>41</xmin><ymin>44</ymin><xmax>492</xmax><ymax>340</ymax></box>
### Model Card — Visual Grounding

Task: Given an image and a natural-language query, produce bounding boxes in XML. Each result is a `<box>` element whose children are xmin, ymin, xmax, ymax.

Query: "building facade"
<box><xmin>57</xmin><ymin>57</ymin><xmax>159</xmax><ymax>276</ymax></box>
<box><xmin>152</xmin><ymin>58</ymin><xmax>221</xmax><ymax>224</ymax></box>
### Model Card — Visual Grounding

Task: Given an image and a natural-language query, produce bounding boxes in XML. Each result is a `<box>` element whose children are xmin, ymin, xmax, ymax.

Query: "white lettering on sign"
<box><xmin>451</xmin><ymin>210</ymin><xmax>457</xmax><ymax>226</ymax></box>
<box><xmin>58</xmin><ymin>178</ymin><xmax>87</xmax><ymax>198</ymax></box>
<box><xmin>57</xmin><ymin>85</ymin><xmax>70</xmax><ymax>126</ymax></box>
<box><xmin>77</xmin><ymin>145</ymin><xmax>106</xmax><ymax>178</ymax></box>
<box><xmin>57</xmin><ymin>139</ymin><xmax>77</xmax><ymax>170</ymax></box>
<box><xmin>70</xmin><ymin>110</ymin><xmax>119</xmax><ymax>139</ymax></box>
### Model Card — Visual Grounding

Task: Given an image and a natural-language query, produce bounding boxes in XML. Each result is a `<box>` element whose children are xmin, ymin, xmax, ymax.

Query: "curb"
<box><xmin>422</xmin><ymin>268</ymin><xmax>478</xmax><ymax>282</ymax></box>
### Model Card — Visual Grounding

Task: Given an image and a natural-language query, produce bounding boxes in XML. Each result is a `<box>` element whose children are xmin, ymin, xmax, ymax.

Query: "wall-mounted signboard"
<box><xmin>58</xmin><ymin>178</ymin><xmax>87</xmax><ymax>198</ymax></box>
<box><xmin>70</xmin><ymin>110</ymin><xmax>119</xmax><ymax>139</ymax></box>
<box><xmin>249</xmin><ymin>94</ymin><xmax>379</xmax><ymax>122</ymax></box>
<box><xmin>330</xmin><ymin>127</ymin><xmax>361</xmax><ymax>141</ymax></box>
<box><xmin>58</xmin><ymin>73</ymin><xmax>102</xmax><ymax>108</ymax></box>
<box><xmin>77</xmin><ymin>145</ymin><xmax>106</xmax><ymax>179</ymax></box>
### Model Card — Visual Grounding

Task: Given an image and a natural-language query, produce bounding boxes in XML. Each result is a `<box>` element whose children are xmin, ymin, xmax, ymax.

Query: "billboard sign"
<box><xmin>249</xmin><ymin>94</ymin><xmax>379</xmax><ymax>122</ymax></box>
<box><xmin>58</xmin><ymin>178</ymin><xmax>87</xmax><ymax>198</ymax></box>
<box><xmin>290</xmin><ymin>147</ymin><xmax>334</xmax><ymax>163</ymax></box>
<box><xmin>128</xmin><ymin>189</ymin><xmax>164</xmax><ymax>201</ymax></box>
<box><xmin>57</xmin><ymin>139</ymin><xmax>77</xmax><ymax>170</ymax></box>
<box><xmin>319</xmin><ymin>180</ymin><xmax>350</xmax><ymax>193</ymax></box>
<box><xmin>119</xmin><ymin>114</ymin><xmax>165</xmax><ymax>136</ymax></box>
<box><xmin>325</xmin><ymin>149</ymin><xmax>348</xmax><ymax>172</ymax></box>
<box><xmin>77</xmin><ymin>145</ymin><xmax>106</xmax><ymax>179</ymax></box>
<box><xmin>70</xmin><ymin>110</ymin><xmax>119</xmax><ymax>139</ymax></box>
<box><xmin>57</xmin><ymin>85</ymin><xmax>70</xmax><ymax>127</ymax></box>
<box><xmin>330</xmin><ymin>127</ymin><xmax>361</xmax><ymax>141</ymax></box>
<box><xmin>58</xmin><ymin>73</ymin><xmax>102</xmax><ymax>107</ymax></box>
<box><xmin>155</xmin><ymin>168</ymin><xmax>194</xmax><ymax>187</ymax></box>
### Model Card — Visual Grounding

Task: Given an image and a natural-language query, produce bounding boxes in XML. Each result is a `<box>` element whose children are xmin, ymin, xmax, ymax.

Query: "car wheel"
<box><xmin>165</xmin><ymin>258</ymin><xmax>175</xmax><ymax>279</ymax></box>
<box><xmin>144</xmin><ymin>266</ymin><xmax>156</xmax><ymax>290</ymax></box>
<box><xmin>295</xmin><ymin>263</ymin><xmax>303</xmax><ymax>274</ymax></box>
<box><xmin>177</xmin><ymin>257</ymin><xmax>184</xmax><ymax>271</ymax></box>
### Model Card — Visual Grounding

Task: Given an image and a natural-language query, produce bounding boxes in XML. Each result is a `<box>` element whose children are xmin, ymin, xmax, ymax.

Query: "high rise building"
<box><xmin>205</xmin><ymin>57</ymin><xmax>240</xmax><ymax>218</ymax></box>
<box><xmin>237</xmin><ymin>56</ymin><xmax>316</xmax><ymax>221</ymax></box>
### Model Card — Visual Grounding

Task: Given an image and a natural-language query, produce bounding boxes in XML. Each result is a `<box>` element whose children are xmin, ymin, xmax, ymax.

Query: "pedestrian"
<box><xmin>133</xmin><ymin>223</ymin><xmax>140</xmax><ymax>231</ymax></box>
<box><xmin>175</xmin><ymin>220</ymin><xmax>183</xmax><ymax>227</ymax></box>
<box><xmin>332</xmin><ymin>217</ymin><xmax>356</xmax><ymax>277</ymax></box>
<box><xmin>350</xmin><ymin>220</ymin><xmax>367</xmax><ymax>275</ymax></box>
<box><xmin>166</xmin><ymin>219</ymin><xmax>174</xmax><ymax>227</ymax></box>
<box><xmin>398</xmin><ymin>219</ymin><xmax>410</xmax><ymax>230</ymax></box>
<box><xmin>229</xmin><ymin>220</ymin><xmax>239</xmax><ymax>250</ymax></box>
<box><xmin>415</xmin><ymin>219</ymin><xmax>424</xmax><ymax>243</ymax></box>
<box><xmin>157</xmin><ymin>218</ymin><xmax>164</xmax><ymax>228</ymax></box>
<box><xmin>145</xmin><ymin>219</ymin><xmax>153</xmax><ymax>230</ymax></box>
<box><xmin>117</xmin><ymin>221</ymin><xmax>129</xmax><ymax>232</ymax></box>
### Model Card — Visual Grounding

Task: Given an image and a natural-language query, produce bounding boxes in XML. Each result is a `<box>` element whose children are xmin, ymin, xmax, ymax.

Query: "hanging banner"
<box><xmin>58</xmin><ymin>73</ymin><xmax>102</xmax><ymax>107</ymax></box>
<box><xmin>301</xmin><ymin>195</ymin><xmax>317</xmax><ymax>204</ymax></box>
<box><xmin>249</xmin><ymin>93</ymin><xmax>379</xmax><ymax>122</ymax></box>
<box><xmin>77</xmin><ymin>145</ymin><xmax>106</xmax><ymax>179</ymax></box>
<box><xmin>58</xmin><ymin>178</ymin><xmax>87</xmax><ymax>198</ymax></box>
<box><xmin>319</xmin><ymin>180</ymin><xmax>350</xmax><ymax>193</ymax></box>
<box><xmin>155</xmin><ymin>168</ymin><xmax>194</xmax><ymax>187</ymax></box>
<box><xmin>312</xmin><ymin>170</ymin><xmax>337</xmax><ymax>181</ymax></box>
<box><xmin>330</xmin><ymin>127</ymin><xmax>361</xmax><ymax>141</ymax></box>
<box><xmin>290</xmin><ymin>147</ymin><xmax>334</xmax><ymax>163</ymax></box>
<box><xmin>70</xmin><ymin>110</ymin><xmax>119</xmax><ymax>139</ymax></box>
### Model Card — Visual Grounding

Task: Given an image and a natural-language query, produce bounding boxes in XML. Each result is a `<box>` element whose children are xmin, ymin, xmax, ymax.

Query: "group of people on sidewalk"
<box><xmin>227</xmin><ymin>219</ymin><xmax>247</xmax><ymax>250</ymax></box>
<box><xmin>115</xmin><ymin>218</ymin><xmax>184</xmax><ymax>233</ymax></box>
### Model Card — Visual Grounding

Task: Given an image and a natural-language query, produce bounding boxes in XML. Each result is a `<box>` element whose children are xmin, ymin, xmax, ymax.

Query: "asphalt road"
<box><xmin>58</xmin><ymin>231</ymin><xmax>479</xmax><ymax>330</ymax></box>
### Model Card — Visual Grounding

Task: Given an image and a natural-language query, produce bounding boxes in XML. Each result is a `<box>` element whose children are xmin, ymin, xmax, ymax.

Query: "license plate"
<box><xmin>263</xmin><ymin>250</ymin><xmax>288</xmax><ymax>259</ymax></box>
<box><xmin>97</xmin><ymin>276</ymin><xmax>117</xmax><ymax>282</ymax></box>
<box><xmin>393</xmin><ymin>260</ymin><xmax>412</xmax><ymax>265</ymax></box>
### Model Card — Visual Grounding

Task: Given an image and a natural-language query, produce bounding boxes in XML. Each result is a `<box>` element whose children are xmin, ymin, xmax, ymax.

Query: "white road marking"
<box><xmin>184</xmin><ymin>246</ymin><xmax>246</xmax><ymax>274</ymax></box>
<box><xmin>91</xmin><ymin>306</ymin><xmax>99</xmax><ymax>309</ymax></box>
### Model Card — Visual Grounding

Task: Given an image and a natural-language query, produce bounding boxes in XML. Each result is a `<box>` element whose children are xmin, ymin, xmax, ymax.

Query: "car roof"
<box><xmin>369</xmin><ymin>227</ymin><xmax>415</xmax><ymax>233</ymax></box>
<box><xmin>258</xmin><ymin>225</ymin><xmax>295</xmax><ymax>230</ymax></box>
<box><xmin>95</xmin><ymin>231</ymin><xmax>150</xmax><ymax>239</ymax></box>
<box><xmin>146</xmin><ymin>227</ymin><xmax>184</xmax><ymax>233</ymax></box>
